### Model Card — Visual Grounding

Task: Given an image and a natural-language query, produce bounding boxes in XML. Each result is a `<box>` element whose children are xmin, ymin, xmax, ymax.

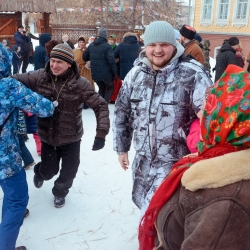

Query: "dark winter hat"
<box><xmin>78</xmin><ymin>37</ymin><xmax>85</xmax><ymax>42</ymax></box>
<box><xmin>144</xmin><ymin>21</ymin><xmax>177</xmax><ymax>47</ymax></box>
<box><xmin>228</xmin><ymin>37</ymin><xmax>239</xmax><ymax>46</ymax></box>
<box><xmin>179</xmin><ymin>24</ymin><xmax>196</xmax><ymax>40</ymax></box>
<box><xmin>194</xmin><ymin>33</ymin><xmax>202</xmax><ymax>42</ymax></box>
<box><xmin>50</xmin><ymin>43</ymin><xmax>74</xmax><ymax>64</ymax></box>
<box><xmin>12</xmin><ymin>45</ymin><xmax>19</xmax><ymax>51</ymax></box>
<box><xmin>98</xmin><ymin>28</ymin><xmax>108</xmax><ymax>39</ymax></box>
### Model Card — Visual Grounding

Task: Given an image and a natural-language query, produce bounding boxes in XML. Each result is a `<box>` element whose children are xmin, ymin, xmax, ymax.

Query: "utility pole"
<box><xmin>187</xmin><ymin>0</ymin><xmax>191</xmax><ymax>25</ymax></box>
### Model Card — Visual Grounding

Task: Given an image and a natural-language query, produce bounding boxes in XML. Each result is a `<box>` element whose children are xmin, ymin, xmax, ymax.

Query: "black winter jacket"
<box><xmin>34</xmin><ymin>33</ymin><xmax>51</xmax><ymax>70</ymax></box>
<box><xmin>114</xmin><ymin>33</ymin><xmax>141</xmax><ymax>80</ymax></box>
<box><xmin>14</xmin><ymin>31</ymin><xmax>30</xmax><ymax>54</ymax></box>
<box><xmin>12</xmin><ymin>61</ymin><xmax>110</xmax><ymax>146</ymax></box>
<box><xmin>83</xmin><ymin>37</ymin><xmax>118</xmax><ymax>81</ymax></box>
<box><xmin>215</xmin><ymin>41</ymin><xmax>239</xmax><ymax>82</ymax></box>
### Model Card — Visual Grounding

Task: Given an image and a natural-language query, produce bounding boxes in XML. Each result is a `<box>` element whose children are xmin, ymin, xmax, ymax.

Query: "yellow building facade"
<box><xmin>193</xmin><ymin>0</ymin><xmax>250</xmax><ymax>58</ymax></box>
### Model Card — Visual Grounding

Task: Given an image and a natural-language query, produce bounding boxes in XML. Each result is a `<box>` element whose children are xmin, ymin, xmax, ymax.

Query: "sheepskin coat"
<box><xmin>154</xmin><ymin>149</ymin><xmax>250</xmax><ymax>250</ymax></box>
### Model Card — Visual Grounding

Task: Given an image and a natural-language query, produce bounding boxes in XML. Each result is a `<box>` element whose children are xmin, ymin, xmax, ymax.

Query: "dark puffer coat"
<box><xmin>114</xmin><ymin>32</ymin><xmax>141</xmax><ymax>80</ymax></box>
<box><xmin>34</xmin><ymin>33</ymin><xmax>51</xmax><ymax>70</ymax></box>
<box><xmin>12</xmin><ymin>61</ymin><xmax>110</xmax><ymax>146</ymax></box>
<box><xmin>154</xmin><ymin>149</ymin><xmax>250</xmax><ymax>250</ymax></box>
<box><xmin>14</xmin><ymin>31</ymin><xmax>30</xmax><ymax>54</ymax></box>
<box><xmin>215</xmin><ymin>41</ymin><xmax>239</xmax><ymax>82</ymax></box>
<box><xmin>83</xmin><ymin>36</ymin><xmax>117</xmax><ymax>81</ymax></box>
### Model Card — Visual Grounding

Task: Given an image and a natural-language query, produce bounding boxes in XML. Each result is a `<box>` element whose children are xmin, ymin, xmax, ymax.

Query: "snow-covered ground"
<box><xmin>0</xmin><ymin>103</ymin><xmax>140</xmax><ymax>250</ymax></box>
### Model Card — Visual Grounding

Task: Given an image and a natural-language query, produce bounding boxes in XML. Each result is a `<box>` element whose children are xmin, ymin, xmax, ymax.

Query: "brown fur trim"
<box><xmin>182</xmin><ymin>149</ymin><xmax>250</xmax><ymax>191</ymax></box>
<box><xmin>123</xmin><ymin>32</ymin><xmax>139</xmax><ymax>41</ymax></box>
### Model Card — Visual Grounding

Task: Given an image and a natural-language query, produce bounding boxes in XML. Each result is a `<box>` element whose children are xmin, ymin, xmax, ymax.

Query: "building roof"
<box><xmin>0</xmin><ymin>0</ymin><xmax>56</xmax><ymax>13</ymax></box>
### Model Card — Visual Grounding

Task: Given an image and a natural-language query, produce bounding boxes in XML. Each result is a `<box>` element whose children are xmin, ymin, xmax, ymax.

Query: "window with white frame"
<box><xmin>203</xmin><ymin>0</ymin><xmax>213</xmax><ymax>19</ymax></box>
<box><xmin>218</xmin><ymin>0</ymin><xmax>229</xmax><ymax>19</ymax></box>
<box><xmin>200</xmin><ymin>0</ymin><xmax>214</xmax><ymax>27</ymax></box>
<box><xmin>232</xmin><ymin>0</ymin><xmax>249</xmax><ymax>27</ymax></box>
<box><xmin>236</xmin><ymin>0</ymin><xmax>248</xmax><ymax>19</ymax></box>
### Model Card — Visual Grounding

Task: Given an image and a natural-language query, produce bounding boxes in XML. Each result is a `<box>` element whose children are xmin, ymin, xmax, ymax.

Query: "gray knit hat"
<box><xmin>98</xmin><ymin>28</ymin><xmax>108</xmax><ymax>39</ymax></box>
<box><xmin>50</xmin><ymin>43</ymin><xmax>74</xmax><ymax>64</ymax></box>
<box><xmin>144</xmin><ymin>21</ymin><xmax>177</xmax><ymax>47</ymax></box>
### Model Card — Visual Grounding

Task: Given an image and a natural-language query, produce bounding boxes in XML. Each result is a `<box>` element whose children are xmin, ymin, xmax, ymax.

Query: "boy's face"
<box><xmin>108</xmin><ymin>39</ymin><xmax>114</xmax><ymax>45</ymax></box>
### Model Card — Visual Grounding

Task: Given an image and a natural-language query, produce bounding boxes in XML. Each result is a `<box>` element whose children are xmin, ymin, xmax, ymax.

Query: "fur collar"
<box><xmin>182</xmin><ymin>148</ymin><xmax>250</xmax><ymax>191</ymax></box>
<box><xmin>123</xmin><ymin>32</ymin><xmax>138</xmax><ymax>40</ymax></box>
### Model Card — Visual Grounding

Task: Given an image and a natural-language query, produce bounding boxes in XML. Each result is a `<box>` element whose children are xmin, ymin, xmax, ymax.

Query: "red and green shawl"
<box><xmin>138</xmin><ymin>64</ymin><xmax>250</xmax><ymax>250</ymax></box>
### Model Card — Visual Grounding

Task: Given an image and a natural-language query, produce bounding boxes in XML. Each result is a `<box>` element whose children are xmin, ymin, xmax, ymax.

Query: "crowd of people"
<box><xmin>1</xmin><ymin>21</ymin><xmax>250</xmax><ymax>250</ymax></box>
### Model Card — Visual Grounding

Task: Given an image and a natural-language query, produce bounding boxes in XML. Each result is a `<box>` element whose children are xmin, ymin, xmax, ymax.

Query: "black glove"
<box><xmin>92</xmin><ymin>137</ymin><xmax>105</xmax><ymax>151</ymax></box>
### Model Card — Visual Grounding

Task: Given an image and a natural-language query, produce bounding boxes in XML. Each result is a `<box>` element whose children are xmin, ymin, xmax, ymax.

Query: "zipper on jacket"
<box><xmin>148</xmin><ymin>71</ymin><xmax>158</xmax><ymax>157</ymax></box>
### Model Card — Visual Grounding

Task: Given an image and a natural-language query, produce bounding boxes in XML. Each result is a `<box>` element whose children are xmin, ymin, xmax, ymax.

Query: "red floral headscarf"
<box><xmin>138</xmin><ymin>64</ymin><xmax>250</xmax><ymax>250</ymax></box>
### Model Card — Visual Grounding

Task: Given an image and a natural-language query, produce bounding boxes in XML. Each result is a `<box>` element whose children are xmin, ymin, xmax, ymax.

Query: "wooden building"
<box><xmin>193</xmin><ymin>0</ymin><xmax>250</xmax><ymax>61</ymax></box>
<box><xmin>0</xmin><ymin>0</ymin><xmax>56</xmax><ymax>45</ymax></box>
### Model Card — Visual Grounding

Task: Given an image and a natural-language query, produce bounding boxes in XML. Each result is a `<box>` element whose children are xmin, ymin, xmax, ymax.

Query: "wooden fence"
<box><xmin>51</xmin><ymin>24</ymin><xmax>130</xmax><ymax>44</ymax></box>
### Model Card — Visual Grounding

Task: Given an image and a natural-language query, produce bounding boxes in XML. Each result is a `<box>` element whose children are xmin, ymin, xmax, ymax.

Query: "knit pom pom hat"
<box><xmin>144</xmin><ymin>21</ymin><xmax>177</xmax><ymax>47</ymax></box>
<box><xmin>50</xmin><ymin>43</ymin><xmax>74</xmax><ymax>64</ymax></box>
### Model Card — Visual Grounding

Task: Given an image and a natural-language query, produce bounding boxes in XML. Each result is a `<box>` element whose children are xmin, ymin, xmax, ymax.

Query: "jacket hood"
<box><xmin>136</xmin><ymin>41</ymin><xmax>184</xmax><ymax>71</ymax></box>
<box><xmin>93</xmin><ymin>36</ymin><xmax>107</xmax><ymax>45</ymax></box>
<box><xmin>123</xmin><ymin>32</ymin><xmax>138</xmax><ymax>40</ymax></box>
<box><xmin>39</xmin><ymin>33</ymin><xmax>51</xmax><ymax>47</ymax></box>
<box><xmin>220</xmin><ymin>40</ymin><xmax>236</xmax><ymax>53</ymax></box>
<box><xmin>123</xmin><ymin>33</ymin><xmax>138</xmax><ymax>44</ymax></box>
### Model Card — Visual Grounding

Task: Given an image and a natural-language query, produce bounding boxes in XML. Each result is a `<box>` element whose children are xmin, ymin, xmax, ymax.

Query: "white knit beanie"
<box><xmin>144</xmin><ymin>21</ymin><xmax>177</xmax><ymax>47</ymax></box>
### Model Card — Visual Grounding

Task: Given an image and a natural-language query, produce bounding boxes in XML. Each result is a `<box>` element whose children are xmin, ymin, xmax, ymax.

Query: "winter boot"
<box><xmin>24</xmin><ymin>208</ymin><xmax>29</xmax><ymax>218</ymax></box>
<box><xmin>23</xmin><ymin>161</ymin><xmax>35</xmax><ymax>170</ymax></box>
<box><xmin>33</xmin><ymin>174</ymin><xmax>44</xmax><ymax>188</ymax></box>
<box><xmin>54</xmin><ymin>196</ymin><xmax>65</xmax><ymax>208</ymax></box>
<box><xmin>15</xmin><ymin>246</ymin><xmax>26</xmax><ymax>250</ymax></box>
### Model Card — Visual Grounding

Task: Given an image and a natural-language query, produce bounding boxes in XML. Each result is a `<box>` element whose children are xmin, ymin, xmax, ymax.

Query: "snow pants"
<box><xmin>34</xmin><ymin>141</ymin><xmax>81</xmax><ymax>198</ymax></box>
<box><xmin>0</xmin><ymin>168</ymin><xmax>28</xmax><ymax>250</ymax></box>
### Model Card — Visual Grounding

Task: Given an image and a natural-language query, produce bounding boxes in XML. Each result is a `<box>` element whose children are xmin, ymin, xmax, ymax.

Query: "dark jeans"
<box><xmin>96</xmin><ymin>80</ymin><xmax>114</xmax><ymax>103</ymax></box>
<box><xmin>12</xmin><ymin>62</ymin><xmax>20</xmax><ymax>75</ymax></box>
<box><xmin>0</xmin><ymin>168</ymin><xmax>28</xmax><ymax>250</ymax></box>
<box><xmin>20</xmin><ymin>52</ymin><xmax>29</xmax><ymax>73</ymax></box>
<box><xmin>18</xmin><ymin>134</ymin><xmax>34</xmax><ymax>166</ymax></box>
<box><xmin>34</xmin><ymin>141</ymin><xmax>81</xmax><ymax>198</ymax></box>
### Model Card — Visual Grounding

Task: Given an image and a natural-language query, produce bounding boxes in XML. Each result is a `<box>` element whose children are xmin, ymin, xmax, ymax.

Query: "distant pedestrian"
<box><xmin>83</xmin><ymin>28</ymin><xmax>117</xmax><ymax>103</ymax></box>
<box><xmin>73</xmin><ymin>36</ymin><xmax>94</xmax><ymax>89</ymax></box>
<box><xmin>114</xmin><ymin>32</ymin><xmax>141</xmax><ymax>80</ymax></box>
<box><xmin>34</xmin><ymin>33</ymin><xmax>51</xmax><ymax>70</ymax></box>
<box><xmin>14</xmin><ymin>25</ymin><xmax>30</xmax><ymax>73</ymax></box>
<box><xmin>179</xmin><ymin>24</ymin><xmax>205</xmax><ymax>64</ymax></box>
<box><xmin>12</xmin><ymin>45</ymin><xmax>22</xmax><ymax>75</ymax></box>
<box><xmin>62</xmin><ymin>34</ymin><xmax>75</xmax><ymax>49</ymax></box>
<box><xmin>214</xmin><ymin>37</ymin><xmax>241</xmax><ymax>82</ymax></box>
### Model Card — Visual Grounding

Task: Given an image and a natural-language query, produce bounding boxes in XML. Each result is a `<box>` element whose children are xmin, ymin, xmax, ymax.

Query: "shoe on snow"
<box><xmin>54</xmin><ymin>196</ymin><xmax>65</xmax><ymax>208</ymax></box>
<box><xmin>24</xmin><ymin>208</ymin><xmax>29</xmax><ymax>218</ymax></box>
<box><xmin>15</xmin><ymin>246</ymin><xmax>27</xmax><ymax>250</ymax></box>
<box><xmin>33</xmin><ymin>174</ymin><xmax>44</xmax><ymax>188</ymax></box>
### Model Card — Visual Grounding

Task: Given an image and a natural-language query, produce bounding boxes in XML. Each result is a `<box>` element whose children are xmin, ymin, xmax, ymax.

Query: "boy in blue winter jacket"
<box><xmin>12</xmin><ymin>45</ymin><xmax>22</xmax><ymax>74</ymax></box>
<box><xmin>0</xmin><ymin>43</ymin><xmax>54</xmax><ymax>250</ymax></box>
